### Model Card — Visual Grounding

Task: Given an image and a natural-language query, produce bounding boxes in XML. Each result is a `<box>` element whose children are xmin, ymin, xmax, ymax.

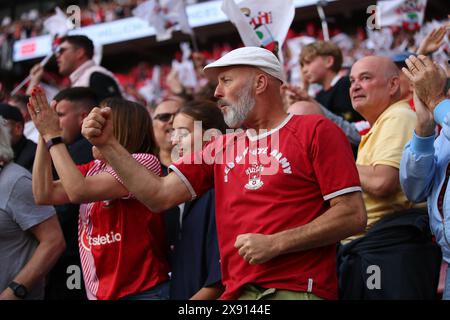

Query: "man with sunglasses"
<box><xmin>151</xmin><ymin>98</ymin><xmax>183</xmax><ymax>268</ymax></box>
<box><xmin>152</xmin><ymin>99</ymin><xmax>182</xmax><ymax>171</ymax></box>
<box><xmin>82</xmin><ymin>47</ymin><xmax>366</xmax><ymax>300</ymax></box>
<box><xmin>28</xmin><ymin>35</ymin><xmax>122</xmax><ymax>102</ymax></box>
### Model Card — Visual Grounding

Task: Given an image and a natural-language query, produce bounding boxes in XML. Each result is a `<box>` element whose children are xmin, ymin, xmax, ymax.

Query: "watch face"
<box><xmin>9</xmin><ymin>282</ymin><xmax>28</xmax><ymax>299</ymax></box>
<box><xmin>45</xmin><ymin>136</ymin><xmax>64</xmax><ymax>151</ymax></box>
<box><xmin>15</xmin><ymin>285</ymin><xmax>27</xmax><ymax>298</ymax></box>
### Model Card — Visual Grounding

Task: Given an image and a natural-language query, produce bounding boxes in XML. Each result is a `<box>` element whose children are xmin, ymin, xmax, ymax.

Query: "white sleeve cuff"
<box><xmin>323</xmin><ymin>186</ymin><xmax>362</xmax><ymax>201</ymax></box>
<box><xmin>168</xmin><ymin>165</ymin><xmax>197</xmax><ymax>201</ymax></box>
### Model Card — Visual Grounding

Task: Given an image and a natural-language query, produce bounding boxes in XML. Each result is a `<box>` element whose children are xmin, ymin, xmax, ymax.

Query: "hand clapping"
<box><xmin>27</xmin><ymin>86</ymin><xmax>62</xmax><ymax>141</ymax></box>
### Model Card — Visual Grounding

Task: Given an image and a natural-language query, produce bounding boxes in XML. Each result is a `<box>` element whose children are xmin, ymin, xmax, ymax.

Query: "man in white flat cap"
<box><xmin>81</xmin><ymin>47</ymin><xmax>366</xmax><ymax>300</ymax></box>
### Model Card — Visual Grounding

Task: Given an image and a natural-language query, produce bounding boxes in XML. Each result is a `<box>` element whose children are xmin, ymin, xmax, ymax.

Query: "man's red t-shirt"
<box><xmin>170</xmin><ymin>114</ymin><xmax>361</xmax><ymax>299</ymax></box>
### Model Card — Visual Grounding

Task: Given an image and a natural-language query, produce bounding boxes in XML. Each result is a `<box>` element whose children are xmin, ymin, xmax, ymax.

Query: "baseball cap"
<box><xmin>203</xmin><ymin>46</ymin><xmax>286</xmax><ymax>83</ymax></box>
<box><xmin>0</xmin><ymin>103</ymin><xmax>24</xmax><ymax>123</ymax></box>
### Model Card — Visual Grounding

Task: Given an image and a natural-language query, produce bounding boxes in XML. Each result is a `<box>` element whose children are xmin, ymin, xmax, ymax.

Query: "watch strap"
<box><xmin>8</xmin><ymin>281</ymin><xmax>28</xmax><ymax>299</ymax></box>
<box><xmin>45</xmin><ymin>136</ymin><xmax>64</xmax><ymax>151</ymax></box>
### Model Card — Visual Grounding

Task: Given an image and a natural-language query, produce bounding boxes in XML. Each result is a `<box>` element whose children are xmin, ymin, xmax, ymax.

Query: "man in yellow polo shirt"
<box><xmin>345</xmin><ymin>56</ymin><xmax>417</xmax><ymax>243</ymax></box>
<box><xmin>338</xmin><ymin>56</ymin><xmax>441</xmax><ymax>299</ymax></box>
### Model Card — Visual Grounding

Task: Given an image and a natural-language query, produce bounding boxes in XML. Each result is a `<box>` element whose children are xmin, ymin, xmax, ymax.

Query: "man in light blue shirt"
<box><xmin>400</xmin><ymin>54</ymin><xmax>450</xmax><ymax>299</ymax></box>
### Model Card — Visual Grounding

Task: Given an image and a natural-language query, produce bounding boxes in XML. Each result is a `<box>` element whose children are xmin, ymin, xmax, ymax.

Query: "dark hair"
<box><xmin>54</xmin><ymin>87</ymin><xmax>98</xmax><ymax>113</ymax></box>
<box><xmin>100</xmin><ymin>97</ymin><xmax>159</xmax><ymax>156</ymax></box>
<box><xmin>177</xmin><ymin>100</ymin><xmax>228</xmax><ymax>134</ymax></box>
<box><xmin>60</xmin><ymin>35</ymin><xmax>94</xmax><ymax>59</ymax></box>
<box><xmin>9</xmin><ymin>94</ymin><xmax>29</xmax><ymax>110</ymax></box>
<box><xmin>0</xmin><ymin>103</ymin><xmax>24</xmax><ymax>124</ymax></box>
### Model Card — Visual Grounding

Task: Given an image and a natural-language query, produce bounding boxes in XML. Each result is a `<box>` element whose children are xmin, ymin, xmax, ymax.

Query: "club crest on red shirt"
<box><xmin>245</xmin><ymin>163</ymin><xmax>264</xmax><ymax>190</ymax></box>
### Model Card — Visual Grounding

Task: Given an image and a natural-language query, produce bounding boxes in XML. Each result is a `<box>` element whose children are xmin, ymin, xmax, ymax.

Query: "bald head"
<box><xmin>354</xmin><ymin>56</ymin><xmax>399</xmax><ymax>79</ymax></box>
<box><xmin>350</xmin><ymin>56</ymin><xmax>402</xmax><ymax>124</ymax></box>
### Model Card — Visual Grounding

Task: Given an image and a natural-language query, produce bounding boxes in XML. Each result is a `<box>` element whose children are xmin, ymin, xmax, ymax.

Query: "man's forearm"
<box><xmin>98</xmin><ymin>141</ymin><xmax>170</xmax><ymax>211</ymax></box>
<box><xmin>82</xmin><ymin>106</ymin><xmax>190</xmax><ymax>211</ymax></box>
<box><xmin>0</xmin><ymin>239</ymin><xmax>64</xmax><ymax>299</ymax></box>
<box><xmin>271</xmin><ymin>193</ymin><xmax>366</xmax><ymax>255</ymax></box>
<box><xmin>415</xmin><ymin>122</ymin><xmax>436</xmax><ymax>137</ymax></box>
<box><xmin>357</xmin><ymin>164</ymin><xmax>399</xmax><ymax>198</ymax></box>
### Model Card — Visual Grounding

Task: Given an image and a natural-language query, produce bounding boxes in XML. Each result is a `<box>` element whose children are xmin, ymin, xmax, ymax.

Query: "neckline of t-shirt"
<box><xmin>330</xmin><ymin>74</ymin><xmax>343</xmax><ymax>87</ymax></box>
<box><xmin>246</xmin><ymin>113</ymin><xmax>294</xmax><ymax>141</ymax></box>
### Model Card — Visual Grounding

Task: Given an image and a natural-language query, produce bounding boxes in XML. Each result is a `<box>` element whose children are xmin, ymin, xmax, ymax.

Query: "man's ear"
<box><xmin>255</xmin><ymin>73</ymin><xmax>269</xmax><ymax>94</ymax></box>
<box><xmin>78</xmin><ymin>110</ymin><xmax>90</xmax><ymax>127</ymax></box>
<box><xmin>80</xmin><ymin>110</ymin><xmax>89</xmax><ymax>120</ymax></box>
<box><xmin>389</xmin><ymin>76</ymin><xmax>400</xmax><ymax>96</ymax></box>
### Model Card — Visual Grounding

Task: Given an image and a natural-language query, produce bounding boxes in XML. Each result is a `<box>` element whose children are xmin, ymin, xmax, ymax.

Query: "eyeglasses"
<box><xmin>153</xmin><ymin>112</ymin><xmax>176</xmax><ymax>122</ymax></box>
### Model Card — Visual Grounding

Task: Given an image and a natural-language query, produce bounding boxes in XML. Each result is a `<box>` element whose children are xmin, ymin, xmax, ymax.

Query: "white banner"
<box><xmin>221</xmin><ymin>0</ymin><xmax>295</xmax><ymax>59</ymax></box>
<box><xmin>377</xmin><ymin>0</ymin><xmax>427</xmax><ymax>30</ymax></box>
<box><xmin>43</xmin><ymin>7</ymin><xmax>74</xmax><ymax>37</ymax></box>
<box><xmin>13</xmin><ymin>0</ymin><xmax>334</xmax><ymax>62</ymax></box>
<box><xmin>133</xmin><ymin>0</ymin><xmax>192</xmax><ymax>41</ymax></box>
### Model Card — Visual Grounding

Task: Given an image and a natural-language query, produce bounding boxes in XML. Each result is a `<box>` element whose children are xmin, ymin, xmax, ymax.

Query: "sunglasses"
<box><xmin>153</xmin><ymin>112</ymin><xmax>176</xmax><ymax>122</ymax></box>
<box><xmin>55</xmin><ymin>46</ymin><xmax>72</xmax><ymax>56</ymax></box>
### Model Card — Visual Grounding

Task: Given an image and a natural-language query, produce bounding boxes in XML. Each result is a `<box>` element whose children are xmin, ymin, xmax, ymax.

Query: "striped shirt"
<box><xmin>77</xmin><ymin>153</ymin><xmax>169</xmax><ymax>300</ymax></box>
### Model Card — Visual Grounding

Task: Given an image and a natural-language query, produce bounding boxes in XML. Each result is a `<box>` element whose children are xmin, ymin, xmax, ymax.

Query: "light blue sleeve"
<box><xmin>434</xmin><ymin>99</ymin><xmax>450</xmax><ymax>143</ymax></box>
<box><xmin>399</xmin><ymin>131</ymin><xmax>436</xmax><ymax>203</ymax></box>
<box><xmin>433</xmin><ymin>99</ymin><xmax>450</xmax><ymax>126</ymax></box>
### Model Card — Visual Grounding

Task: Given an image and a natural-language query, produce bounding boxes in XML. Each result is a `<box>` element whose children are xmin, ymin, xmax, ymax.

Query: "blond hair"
<box><xmin>300</xmin><ymin>41</ymin><xmax>343</xmax><ymax>73</ymax></box>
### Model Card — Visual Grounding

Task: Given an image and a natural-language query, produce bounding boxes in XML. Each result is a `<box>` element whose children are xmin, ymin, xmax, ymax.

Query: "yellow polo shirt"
<box><xmin>345</xmin><ymin>100</ymin><xmax>418</xmax><ymax>243</ymax></box>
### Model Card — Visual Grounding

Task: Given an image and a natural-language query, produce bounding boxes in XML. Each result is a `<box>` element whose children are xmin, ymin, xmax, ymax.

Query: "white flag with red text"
<box><xmin>377</xmin><ymin>0</ymin><xmax>427</xmax><ymax>31</ymax></box>
<box><xmin>221</xmin><ymin>0</ymin><xmax>295</xmax><ymax>60</ymax></box>
<box><xmin>133</xmin><ymin>0</ymin><xmax>192</xmax><ymax>41</ymax></box>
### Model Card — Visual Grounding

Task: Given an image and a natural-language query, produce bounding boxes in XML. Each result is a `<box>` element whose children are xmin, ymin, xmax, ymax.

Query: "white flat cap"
<box><xmin>203</xmin><ymin>46</ymin><xmax>285</xmax><ymax>83</ymax></box>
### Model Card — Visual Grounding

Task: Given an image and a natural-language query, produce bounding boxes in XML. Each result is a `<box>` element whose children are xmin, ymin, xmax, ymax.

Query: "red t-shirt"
<box><xmin>170</xmin><ymin>114</ymin><xmax>361</xmax><ymax>300</ymax></box>
<box><xmin>78</xmin><ymin>154</ymin><xmax>169</xmax><ymax>300</ymax></box>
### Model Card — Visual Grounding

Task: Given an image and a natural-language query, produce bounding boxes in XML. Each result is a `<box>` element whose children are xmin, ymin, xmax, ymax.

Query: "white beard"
<box><xmin>222</xmin><ymin>82</ymin><xmax>256</xmax><ymax>128</ymax></box>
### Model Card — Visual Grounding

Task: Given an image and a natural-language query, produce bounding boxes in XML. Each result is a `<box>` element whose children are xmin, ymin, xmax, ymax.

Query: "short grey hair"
<box><xmin>0</xmin><ymin>116</ymin><xmax>14</xmax><ymax>163</ymax></box>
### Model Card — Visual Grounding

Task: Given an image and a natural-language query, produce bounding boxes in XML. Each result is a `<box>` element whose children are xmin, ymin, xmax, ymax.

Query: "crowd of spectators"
<box><xmin>0</xmin><ymin>1</ymin><xmax>449</xmax><ymax>300</ymax></box>
<box><xmin>0</xmin><ymin>0</ymin><xmax>207</xmax><ymax>70</ymax></box>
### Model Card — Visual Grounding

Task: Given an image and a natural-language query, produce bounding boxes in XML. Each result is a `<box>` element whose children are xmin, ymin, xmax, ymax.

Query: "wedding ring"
<box><xmin>35</xmin><ymin>109</ymin><xmax>41</xmax><ymax>114</ymax></box>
